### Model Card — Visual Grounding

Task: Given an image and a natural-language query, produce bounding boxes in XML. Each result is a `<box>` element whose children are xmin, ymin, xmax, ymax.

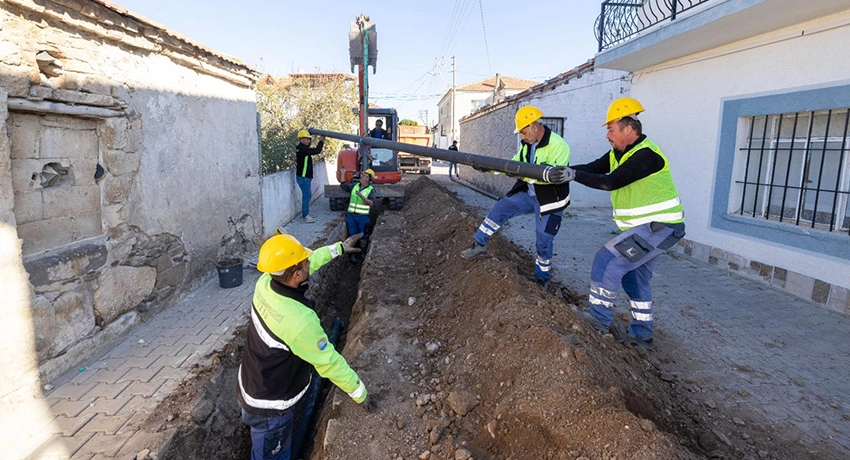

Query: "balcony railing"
<box><xmin>595</xmin><ymin>0</ymin><xmax>712</xmax><ymax>52</ymax></box>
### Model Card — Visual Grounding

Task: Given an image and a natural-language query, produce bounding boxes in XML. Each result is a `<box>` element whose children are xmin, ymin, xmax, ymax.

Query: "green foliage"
<box><xmin>257</xmin><ymin>76</ymin><xmax>358</xmax><ymax>175</ymax></box>
<box><xmin>399</xmin><ymin>118</ymin><xmax>418</xmax><ymax>126</ymax></box>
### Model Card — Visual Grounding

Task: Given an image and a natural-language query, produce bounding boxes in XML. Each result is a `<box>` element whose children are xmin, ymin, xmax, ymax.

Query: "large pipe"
<box><xmin>291</xmin><ymin>319</ymin><xmax>344</xmax><ymax>460</ymax></box>
<box><xmin>308</xmin><ymin>127</ymin><xmax>567</xmax><ymax>184</ymax></box>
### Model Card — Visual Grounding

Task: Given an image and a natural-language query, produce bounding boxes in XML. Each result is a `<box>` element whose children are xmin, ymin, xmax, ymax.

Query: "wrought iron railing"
<box><xmin>595</xmin><ymin>0</ymin><xmax>712</xmax><ymax>52</ymax></box>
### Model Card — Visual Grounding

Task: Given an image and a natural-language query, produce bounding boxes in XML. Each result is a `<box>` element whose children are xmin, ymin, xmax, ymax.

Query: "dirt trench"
<box><xmin>147</xmin><ymin>176</ymin><xmax>813</xmax><ymax>460</ymax></box>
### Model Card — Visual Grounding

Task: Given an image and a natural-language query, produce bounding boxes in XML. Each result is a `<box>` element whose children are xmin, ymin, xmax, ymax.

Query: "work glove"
<box><xmin>472</xmin><ymin>165</ymin><xmax>490</xmax><ymax>173</ymax></box>
<box><xmin>358</xmin><ymin>395</ymin><xmax>377</xmax><ymax>413</ymax></box>
<box><xmin>544</xmin><ymin>166</ymin><xmax>575</xmax><ymax>184</ymax></box>
<box><xmin>342</xmin><ymin>233</ymin><xmax>364</xmax><ymax>253</ymax></box>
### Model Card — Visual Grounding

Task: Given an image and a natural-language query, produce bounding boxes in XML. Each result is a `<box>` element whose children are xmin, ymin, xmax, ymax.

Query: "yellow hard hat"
<box><xmin>514</xmin><ymin>106</ymin><xmax>543</xmax><ymax>133</ymax></box>
<box><xmin>256</xmin><ymin>234</ymin><xmax>313</xmax><ymax>273</ymax></box>
<box><xmin>362</xmin><ymin>168</ymin><xmax>375</xmax><ymax>179</ymax></box>
<box><xmin>297</xmin><ymin>129</ymin><xmax>311</xmax><ymax>139</ymax></box>
<box><xmin>603</xmin><ymin>97</ymin><xmax>644</xmax><ymax>126</ymax></box>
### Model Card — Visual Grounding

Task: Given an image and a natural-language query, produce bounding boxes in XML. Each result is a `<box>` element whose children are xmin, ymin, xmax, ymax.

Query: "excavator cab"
<box><xmin>363</xmin><ymin>109</ymin><xmax>401</xmax><ymax>183</ymax></box>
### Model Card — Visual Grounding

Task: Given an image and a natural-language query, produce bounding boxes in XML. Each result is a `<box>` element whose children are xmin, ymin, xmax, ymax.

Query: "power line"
<box><xmin>478</xmin><ymin>0</ymin><xmax>492</xmax><ymax>77</ymax></box>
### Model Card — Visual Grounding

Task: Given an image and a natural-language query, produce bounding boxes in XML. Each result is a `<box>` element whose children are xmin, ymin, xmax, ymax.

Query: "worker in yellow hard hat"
<box><xmin>461</xmin><ymin>105</ymin><xmax>572</xmax><ymax>289</ymax></box>
<box><xmin>295</xmin><ymin>129</ymin><xmax>326</xmax><ymax>223</ymax></box>
<box><xmin>339</xmin><ymin>168</ymin><xmax>376</xmax><ymax>263</ymax></box>
<box><xmin>239</xmin><ymin>231</ymin><xmax>373</xmax><ymax>459</ymax></box>
<box><xmin>564</xmin><ymin>96</ymin><xmax>685</xmax><ymax>351</ymax></box>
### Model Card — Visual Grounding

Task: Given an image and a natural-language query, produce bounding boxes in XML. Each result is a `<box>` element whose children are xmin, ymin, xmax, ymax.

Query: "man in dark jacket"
<box><xmin>295</xmin><ymin>130</ymin><xmax>324</xmax><ymax>223</ymax></box>
<box><xmin>460</xmin><ymin>106</ymin><xmax>571</xmax><ymax>289</ymax></box>
<box><xmin>239</xmin><ymin>232</ymin><xmax>372</xmax><ymax>460</ymax></box>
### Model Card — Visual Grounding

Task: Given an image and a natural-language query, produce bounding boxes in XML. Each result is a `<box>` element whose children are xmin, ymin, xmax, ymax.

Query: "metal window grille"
<box><xmin>540</xmin><ymin>117</ymin><xmax>564</xmax><ymax>137</ymax></box>
<box><xmin>734</xmin><ymin>109</ymin><xmax>850</xmax><ymax>234</ymax></box>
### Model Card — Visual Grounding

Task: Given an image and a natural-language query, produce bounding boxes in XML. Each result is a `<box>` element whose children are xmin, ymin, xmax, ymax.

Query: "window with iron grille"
<box><xmin>540</xmin><ymin>117</ymin><xmax>564</xmax><ymax>137</ymax></box>
<box><xmin>733</xmin><ymin>109</ymin><xmax>850</xmax><ymax>234</ymax></box>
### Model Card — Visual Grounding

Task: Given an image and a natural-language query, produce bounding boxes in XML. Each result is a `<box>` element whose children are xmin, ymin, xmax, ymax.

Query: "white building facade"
<box><xmin>595</xmin><ymin>0</ymin><xmax>850</xmax><ymax>312</ymax></box>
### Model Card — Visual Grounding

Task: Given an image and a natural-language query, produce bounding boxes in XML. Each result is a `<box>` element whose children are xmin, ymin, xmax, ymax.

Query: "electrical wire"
<box><xmin>478</xmin><ymin>0</ymin><xmax>492</xmax><ymax>77</ymax></box>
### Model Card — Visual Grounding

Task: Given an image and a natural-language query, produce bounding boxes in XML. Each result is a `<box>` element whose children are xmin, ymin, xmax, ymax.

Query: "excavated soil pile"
<box><xmin>310</xmin><ymin>177</ymin><xmax>724</xmax><ymax>460</ymax></box>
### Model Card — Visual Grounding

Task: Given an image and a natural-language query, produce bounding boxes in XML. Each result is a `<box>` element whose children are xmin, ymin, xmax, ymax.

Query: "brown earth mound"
<box><xmin>311</xmin><ymin>178</ymin><xmax>717</xmax><ymax>460</ymax></box>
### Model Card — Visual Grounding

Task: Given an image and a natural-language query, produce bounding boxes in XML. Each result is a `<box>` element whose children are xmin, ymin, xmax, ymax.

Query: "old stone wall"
<box><xmin>0</xmin><ymin>0</ymin><xmax>261</xmax><ymax>399</ymax></box>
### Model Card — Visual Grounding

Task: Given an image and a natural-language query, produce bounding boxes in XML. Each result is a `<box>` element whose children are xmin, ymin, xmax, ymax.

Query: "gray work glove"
<box><xmin>342</xmin><ymin>233</ymin><xmax>364</xmax><ymax>253</ymax></box>
<box><xmin>359</xmin><ymin>395</ymin><xmax>377</xmax><ymax>413</ymax></box>
<box><xmin>544</xmin><ymin>166</ymin><xmax>575</xmax><ymax>184</ymax></box>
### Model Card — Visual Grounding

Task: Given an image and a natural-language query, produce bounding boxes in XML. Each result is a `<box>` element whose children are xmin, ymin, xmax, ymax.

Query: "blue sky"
<box><xmin>115</xmin><ymin>0</ymin><xmax>602</xmax><ymax>122</ymax></box>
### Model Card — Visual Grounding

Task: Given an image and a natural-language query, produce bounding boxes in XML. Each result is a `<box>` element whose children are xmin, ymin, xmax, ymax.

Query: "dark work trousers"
<box><xmin>472</xmin><ymin>191</ymin><xmax>563</xmax><ymax>282</ymax></box>
<box><xmin>587</xmin><ymin>221</ymin><xmax>683</xmax><ymax>340</ymax></box>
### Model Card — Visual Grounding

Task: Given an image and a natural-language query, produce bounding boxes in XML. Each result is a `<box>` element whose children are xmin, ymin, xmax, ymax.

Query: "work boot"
<box><xmin>536</xmin><ymin>278</ymin><xmax>549</xmax><ymax>289</ymax></box>
<box><xmin>460</xmin><ymin>241</ymin><xmax>487</xmax><ymax>259</ymax></box>
<box><xmin>348</xmin><ymin>252</ymin><xmax>358</xmax><ymax>264</ymax></box>
<box><xmin>575</xmin><ymin>307</ymin><xmax>613</xmax><ymax>335</ymax></box>
<box><xmin>609</xmin><ymin>321</ymin><xmax>654</xmax><ymax>351</ymax></box>
<box><xmin>624</xmin><ymin>332</ymin><xmax>654</xmax><ymax>351</ymax></box>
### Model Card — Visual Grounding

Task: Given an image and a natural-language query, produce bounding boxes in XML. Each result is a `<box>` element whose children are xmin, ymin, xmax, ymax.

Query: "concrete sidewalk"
<box><xmin>23</xmin><ymin>200</ymin><xmax>345</xmax><ymax>460</ymax></box>
<box><xmin>435</xmin><ymin>173</ymin><xmax>850</xmax><ymax>458</ymax></box>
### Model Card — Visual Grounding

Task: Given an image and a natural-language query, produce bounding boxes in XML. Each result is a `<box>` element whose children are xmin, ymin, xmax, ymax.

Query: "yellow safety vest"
<box><xmin>609</xmin><ymin>138</ymin><xmax>684</xmax><ymax>230</ymax></box>
<box><xmin>347</xmin><ymin>184</ymin><xmax>373</xmax><ymax>215</ymax></box>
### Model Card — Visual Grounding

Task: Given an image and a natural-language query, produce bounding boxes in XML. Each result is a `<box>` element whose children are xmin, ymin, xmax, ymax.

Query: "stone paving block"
<box><xmin>82</xmin><ymin>382</ymin><xmax>131</xmax><ymax>400</ymax></box>
<box><xmin>121</xmin><ymin>344</ymin><xmax>155</xmax><ymax>358</ymax></box>
<box><xmin>115</xmin><ymin>430</ymin><xmax>173</xmax><ymax>458</ymax></box>
<box><xmin>121</xmin><ymin>395</ymin><xmax>161</xmax><ymax>416</ymax></box>
<box><xmin>79</xmin><ymin>395</ymin><xmax>133</xmax><ymax>417</ymax></box>
<box><xmin>152</xmin><ymin>366</ymin><xmax>191</xmax><ymax>382</ymax></box>
<box><xmin>116</xmin><ymin>366</ymin><xmax>164</xmax><ymax>384</ymax></box>
<box><xmin>150</xmin><ymin>353</ymin><xmax>190</xmax><ymax>369</ymax></box>
<box><xmin>90</xmin><ymin>357</ymin><xmax>127</xmax><ymax>371</ymax></box>
<box><xmin>145</xmin><ymin>343</ymin><xmax>188</xmax><ymax>358</ymax></box>
<box><xmin>76</xmin><ymin>412</ymin><xmax>133</xmax><ymax>435</ymax></box>
<box><xmin>52</xmin><ymin>397</ymin><xmax>98</xmax><ymax>418</ymax></box>
<box><xmin>46</xmin><ymin>413</ymin><xmax>97</xmax><ymax>437</ymax></box>
<box><xmin>90</xmin><ymin>369</ymin><xmax>131</xmax><ymax>385</ymax></box>
<box><xmin>150</xmin><ymin>379</ymin><xmax>181</xmax><ymax>400</ymax></box>
<box><xmin>119</xmin><ymin>354</ymin><xmax>159</xmax><ymax>370</ymax></box>
<box><xmin>36</xmin><ymin>432</ymin><xmax>95</xmax><ymax>459</ymax></box>
<box><xmin>47</xmin><ymin>381</ymin><xmax>98</xmax><ymax>401</ymax></box>
<box><xmin>118</xmin><ymin>380</ymin><xmax>166</xmax><ymax>398</ymax></box>
<box><xmin>175</xmin><ymin>329</ymin><xmax>212</xmax><ymax>345</ymax></box>
<box><xmin>74</xmin><ymin>432</ymin><xmax>133</xmax><ymax>457</ymax></box>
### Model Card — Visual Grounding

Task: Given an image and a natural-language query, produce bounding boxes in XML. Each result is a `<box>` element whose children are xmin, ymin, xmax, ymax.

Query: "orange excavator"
<box><xmin>323</xmin><ymin>15</ymin><xmax>405</xmax><ymax>210</ymax></box>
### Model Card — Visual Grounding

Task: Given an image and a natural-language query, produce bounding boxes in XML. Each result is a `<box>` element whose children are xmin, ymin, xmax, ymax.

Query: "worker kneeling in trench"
<box><xmin>238</xmin><ymin>232</ymin><xmax>376</xmax><ymax>460</ymax></box>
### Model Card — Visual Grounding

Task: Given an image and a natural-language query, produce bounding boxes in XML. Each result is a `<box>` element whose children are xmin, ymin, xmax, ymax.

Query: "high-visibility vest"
<box><xmin>609</xmin><ymin>138</ymin><xmax>684</xmax><ymax>230</ymax></box>
<box><xmin>347</xmin><ymin>184</ymin><xmax>373</xmax><ymax>215</ymax></box>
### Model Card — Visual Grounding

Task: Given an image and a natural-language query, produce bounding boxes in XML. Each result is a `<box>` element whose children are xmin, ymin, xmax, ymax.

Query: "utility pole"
<box><xmin>451</xmin><ymin>55</ymin><xmax>456</xmax><ymax>145</ymax></box>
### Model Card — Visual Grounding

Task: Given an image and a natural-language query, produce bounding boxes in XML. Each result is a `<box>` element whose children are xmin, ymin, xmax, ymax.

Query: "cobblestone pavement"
<box><xmin>25</xmin><ymin>171</ymin><xmax>850</xmax><ymax>458</ymax></box>
<box><xmin>435</xmin><ymin>171</ymin><xmax>850</xmax><ymax>458</ymax></box>
<box><xmin>24</xmin><ymin>208</ymin><xmax>344</xmax><ymax>460</ymax></box>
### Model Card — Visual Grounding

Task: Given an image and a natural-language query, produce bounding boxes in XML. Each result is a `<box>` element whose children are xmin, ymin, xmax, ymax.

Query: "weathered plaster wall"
<box><xmin>460</xmin><ymin>67</ymin><xmax>629</xmax><ymax>208</ymax></box>
<box><xmin>0</xmin><ymin>0</ymin><xmax>261</xmax><ymax>399</ymax></box>
<box><xmin>262</xmin><ymin>160</ymin><xmax>331</xmax><ymax>237</ymax></box>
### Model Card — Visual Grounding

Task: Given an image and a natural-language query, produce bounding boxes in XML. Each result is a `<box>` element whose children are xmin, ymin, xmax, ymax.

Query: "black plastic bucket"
<box><xmin>216</xmin><ymin>258</ymin><xmax>243</xmax><ymax>289</ymax></box>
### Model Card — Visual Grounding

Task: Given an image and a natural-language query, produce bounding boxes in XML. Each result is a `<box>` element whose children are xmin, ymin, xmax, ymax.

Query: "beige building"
<box><xmin>0</xmin><ymin>1</ymin><xmax>261</xmax><ymax>454</ymax></box>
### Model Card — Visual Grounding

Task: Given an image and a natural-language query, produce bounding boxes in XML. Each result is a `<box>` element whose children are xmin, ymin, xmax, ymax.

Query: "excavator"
<box><xmin>317</xmin><ymin>15</ymin><xmax>570</xmax><ymax>211</ymax></box>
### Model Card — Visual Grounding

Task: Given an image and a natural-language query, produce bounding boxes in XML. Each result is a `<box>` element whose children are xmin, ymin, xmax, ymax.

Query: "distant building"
<box><xmin>436</xmin><ymin>74</ymin><xmax>537</xmax><ymax>148</ymax></box>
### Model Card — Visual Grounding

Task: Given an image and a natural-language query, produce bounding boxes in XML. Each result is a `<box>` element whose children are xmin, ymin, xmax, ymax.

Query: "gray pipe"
<box><xmin>308</xmin><ymin>127</ymin><xmax>566</xmax><ymax>183</ymax></box>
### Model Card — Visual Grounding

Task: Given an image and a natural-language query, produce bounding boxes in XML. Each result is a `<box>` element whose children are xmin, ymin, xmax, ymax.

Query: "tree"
<box><xmin>257</xmin><ymin>75</ymin><xmax>358</xmax><ymax>174</ymax></box>
<box><xmin>399</xmin><ymin>119</ymin><xmax>418</xmax><ymax>126</ymax></box>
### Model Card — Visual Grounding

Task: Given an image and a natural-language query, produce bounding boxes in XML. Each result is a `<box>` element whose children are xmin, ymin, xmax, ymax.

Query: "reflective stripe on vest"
<box><xmin>609</xmin><ymin>138</ymin><xmax>683</xmax><ymax>230</ymax></box>
<box><xmin>348</xmin><ymin>184</ymin><xmax>373</xmax><ymax>215</ymax></box>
